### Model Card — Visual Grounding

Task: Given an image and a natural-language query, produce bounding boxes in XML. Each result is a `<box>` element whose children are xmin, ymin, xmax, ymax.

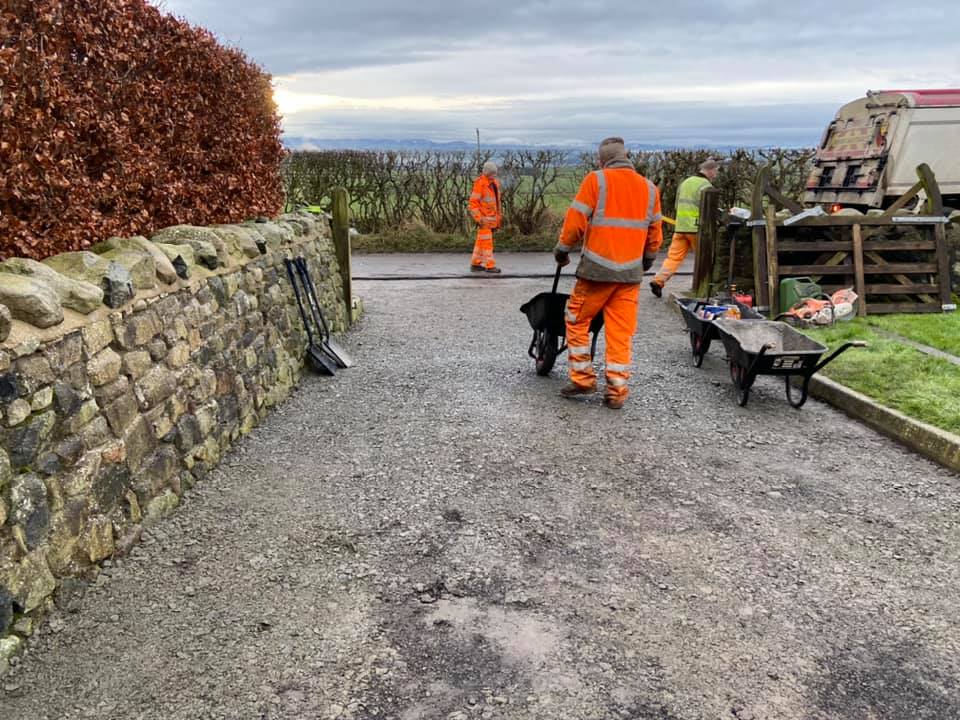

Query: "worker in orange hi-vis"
<box><xmin>554</xmin><ymin>137</ymin><xmax>663</xmax><ymax>410</ymax></box>
<box><xmin>467</xmin><ymin>161</ymin><xmax>503</xmax><ymax>274</ymax></box>
<box><xmin>649</xmin><ymin>157</ymin><xmax>720</xmax><ymax>298</ymax></box>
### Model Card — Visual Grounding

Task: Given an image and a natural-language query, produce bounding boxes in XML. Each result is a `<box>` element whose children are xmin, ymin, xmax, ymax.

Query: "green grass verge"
<box><xmin>353</xmin><ymin>226</ymin><xmax>557</xmax><ymax>254</ymax></box>
<box><xmin>804</xmin><ymin>320</ymin><xmax>960</xmax><ymax>435</ymax></box>
<box><xmin>865</xmin><ymin>313</ymin><xmax>960</xmax><ymax>357</ymax></box>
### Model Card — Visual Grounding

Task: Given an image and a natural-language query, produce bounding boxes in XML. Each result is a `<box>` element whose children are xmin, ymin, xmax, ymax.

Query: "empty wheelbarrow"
<box><xmin>520</xmin><ymin>265</ymin><xmax>603</xmax><ymax>376</ymax></box>
<box><xmin>712</xmin><ymin>319</ymin><xmax>866</xmax><ymax>408</ymax></box>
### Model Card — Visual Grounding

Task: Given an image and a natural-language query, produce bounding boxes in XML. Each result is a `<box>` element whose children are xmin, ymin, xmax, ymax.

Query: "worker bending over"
<box><xmin>554</xmin><ymin>137</ymin><xmax>663</xmax><ymax>410</ymax></box>
<box><xmin>649</xmin><ymin>157</ymin><xmax>720</xmax><ymax>297</ymax></box>
<box><xmin>468</xmin><ymin>161</ymin><xmax>503</xmax><ymax>274</ymax></box>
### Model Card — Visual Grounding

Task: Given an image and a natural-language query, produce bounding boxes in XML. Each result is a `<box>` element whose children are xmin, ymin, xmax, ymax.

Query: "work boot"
<box><xmin>649</xmin><ymin>280</ymin><xmax>663</xmax><ymax>298</ymax></box>
<box><xmin>470</xmin><ymin>264</ymin><xmax>484</xmax><ymax>272</ymax></box>
<box><xmin>484</xmin><ymin>266</ymin><xmax>502</xmax><ymax>274</ymax></box>
<box><xmin>603</xmin><ymin>396</ymin><xmax>625</xmax><ymax>410</ymax></box>
<box><xmin>560</xmin><ymin>383</ymin><xmax>595</xmax><ymax>399</ymax></box>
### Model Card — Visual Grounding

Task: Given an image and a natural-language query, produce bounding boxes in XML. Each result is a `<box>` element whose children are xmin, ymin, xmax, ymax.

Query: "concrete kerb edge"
<box><xmin>666</xmin><ymin>290</ymin><xmax>960</xmax><ymax>474</ymax></box>
<box><xmin>807</xmin><ymin>375</ymin><xmax>960</xmax><ymax>474</ymax></box>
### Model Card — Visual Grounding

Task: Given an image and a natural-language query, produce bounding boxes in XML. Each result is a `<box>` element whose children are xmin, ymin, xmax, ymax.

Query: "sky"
<box><xmin>160</xmin><ymin>0</ymin><xmax>959</xmax><ymax>148</ymax></box>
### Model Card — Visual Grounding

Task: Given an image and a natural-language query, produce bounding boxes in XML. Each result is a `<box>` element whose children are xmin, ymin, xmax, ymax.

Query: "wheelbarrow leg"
<box><xmin>785</xmin><ymin>375</ymin><xmax>811</xmax><ymax>409</ymax></box>
<box><xmin>528</xmin><ymin>331</ymin><xmax>539</xmax><ymax>360</ymax></box>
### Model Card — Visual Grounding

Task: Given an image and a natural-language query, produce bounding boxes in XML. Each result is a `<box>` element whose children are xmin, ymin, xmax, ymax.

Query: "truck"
<box><xmin>803</xmin><ymin>89</ymin><xmax>960</xmax><ymax>211</ymax></box>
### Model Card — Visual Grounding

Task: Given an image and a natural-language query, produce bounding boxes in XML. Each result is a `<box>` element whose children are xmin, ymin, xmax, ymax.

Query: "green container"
<box><xmin>779</xmin><ymin>277</ymin><xmax>822</xmax><ymax>314</ymax></box>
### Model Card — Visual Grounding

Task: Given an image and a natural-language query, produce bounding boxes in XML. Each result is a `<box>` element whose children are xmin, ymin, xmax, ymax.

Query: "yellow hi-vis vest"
<box><xmin>675</xmin><ymin>174</ymin><xmax>713</xmax><ymax>234</ymax></box>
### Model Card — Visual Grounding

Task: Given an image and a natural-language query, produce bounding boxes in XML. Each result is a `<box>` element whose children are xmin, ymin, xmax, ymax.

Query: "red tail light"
<box><xmin>830</xmin><ymin>203</ymin><xmax>843</xmax><ymax>213</ymax></box>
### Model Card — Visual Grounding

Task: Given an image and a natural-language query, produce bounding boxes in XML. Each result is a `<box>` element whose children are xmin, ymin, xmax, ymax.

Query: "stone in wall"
<box><xmin>154</xmin><ymin>243</ymin><xmax>196</xmax><ymax>279</ymax></box>
<box><xmin>150</xmin><ymin>226</ymin><xmax>223</xmax><ymax>269</ymax></box>
<box><xmin>210</xmin><ymin>225</ymin><xmax>263</xmax><ymax>261</ymax></box>
<box><xmin>0</xmin><ymin>305</ymin><xmax>11</xmax><ymax>343</ymax></box>
<box><xmin>243</xmin><ymin>220</ymin><xmax>293</xmax><ymax>251</ymax></box>
<box><xmin>0</xmin><ymin>258</ymin><xmax>104</xmax><ymax>315</ymax></box>
<box><xmin>99</xmin><ymin>249</ymin><xmax>157</xmax><ymax>291</ymax></box>
<box><xmin>43</xmin><ymin>252</ymin><xmax>135</xmax><ymax>309</ymax></box>
<box><xmin>0</xmin><ymin>274</ymin><xmax>64</xmax><ymax>328</ymax></box>
<box><xmin>92</xmin><ymin>236</ymin><xmax>179</xmax><ymax>285</ymax></box>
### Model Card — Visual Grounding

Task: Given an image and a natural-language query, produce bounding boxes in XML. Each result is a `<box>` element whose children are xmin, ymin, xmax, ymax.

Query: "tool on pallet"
<box><xmin>293</xmin><ymin>256</ymin><xmax>355</xmax><ymax>369</ymax></box>
<box><xmin>284</xmin><ymin>257</ymin><xmax>338</xmax><ymax>375</ymax></box>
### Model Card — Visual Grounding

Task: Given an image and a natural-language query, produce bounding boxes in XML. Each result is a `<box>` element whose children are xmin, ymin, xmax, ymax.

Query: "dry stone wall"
<box><xmin>0</xmin><ymin>212</ymin><xmax>346</xmax><ymax>666</ymax></box>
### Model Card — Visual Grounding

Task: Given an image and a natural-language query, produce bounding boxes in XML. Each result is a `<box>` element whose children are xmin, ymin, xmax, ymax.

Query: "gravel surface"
<box><xmin>2</xmin><ymin>271</ymin><xmax>959</xmax><ymax>720</ymax></box>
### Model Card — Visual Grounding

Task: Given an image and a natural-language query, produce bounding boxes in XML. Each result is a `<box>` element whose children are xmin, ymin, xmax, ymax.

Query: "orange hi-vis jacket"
<box><xmin>556</xmin><ymin>163</ymin><xmax>663</xmax><ymax>283</ymax></box>
<box><xmin>468</xmin><ymin>174</ymin><xmax>502</xmax><ymax>229</ymax></box>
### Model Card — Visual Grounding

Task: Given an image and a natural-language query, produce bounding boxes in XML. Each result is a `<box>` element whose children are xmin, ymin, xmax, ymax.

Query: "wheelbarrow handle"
<box><xmin>552</xmin><ymin>264</ymin><xmax>562</xmax><ymax>294</ymax></box>
<box><xmin>744</xmin><ymin>342</ymin><xmax>774</xmax><ymax>379</ymax></box>
<box><xmin>813</xmin><ymin>340</ymin><xmax>868</xmax><ymax>374</ymax></box>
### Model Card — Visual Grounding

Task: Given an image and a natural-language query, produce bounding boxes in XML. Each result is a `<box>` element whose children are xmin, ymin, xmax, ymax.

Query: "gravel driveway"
<box><xmin>2</xmin><ymin>268</ymin><xmax>958</xmax><ymax>720</ymax></box>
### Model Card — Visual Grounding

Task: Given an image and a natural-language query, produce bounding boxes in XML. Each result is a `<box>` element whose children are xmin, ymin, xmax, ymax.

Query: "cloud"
<box><xmin>160</xmin><ymin>0</ymin><xmax>959</xmax><ymax>145</ymax></box>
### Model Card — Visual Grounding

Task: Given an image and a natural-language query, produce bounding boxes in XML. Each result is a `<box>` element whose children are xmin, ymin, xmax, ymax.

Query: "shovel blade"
<box><xmin>307</xmin><ymin>345</ymin><xmax>337</xmax><ymax>376</ymax></box>
<box><xmin>323</xmin><ymin>338</ymin><xmax>355</xmax><ymax>368</ymax></box>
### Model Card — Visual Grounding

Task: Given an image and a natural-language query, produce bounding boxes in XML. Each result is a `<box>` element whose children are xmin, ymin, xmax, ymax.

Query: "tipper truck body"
<box><xmin>803</xmin><ymin>89</ymin><xmax>960</xmax><ymax>210</ymax></box>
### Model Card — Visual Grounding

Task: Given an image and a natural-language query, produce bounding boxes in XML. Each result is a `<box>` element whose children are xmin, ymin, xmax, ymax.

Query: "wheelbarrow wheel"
<box><xmin>690</xmin><ymin>332</ymin><xmax>709</xmax><ymax>368</ymax></box>
<box><xmin>785</xmin><ymin>375</ymin><xmax>810</xmax><ymax>409</ymax></box>
<box><xmin>730</xmin><ymin>361</ymin><xmax>752</xmax><ymax>407</ymax></box>
<box><xmin>535</xmin><ymin>331</ymin><xmax>560</xmax><ymax>376</ymax></box>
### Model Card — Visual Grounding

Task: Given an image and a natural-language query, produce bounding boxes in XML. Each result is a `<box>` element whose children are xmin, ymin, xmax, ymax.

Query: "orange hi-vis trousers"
<box><xmin>565</xmin><ymin>279</ymin><xmax>640</xmax><ymax>402</ymax></box>
<box><xmin>654</xmin><ymin>232</ymin><xmax>697</xmax><ymax>285</ymax></box>
<box><xmin>471</xmin><ymin>227</ymin><xmax>496</xmax><ymax>269</ymax></box>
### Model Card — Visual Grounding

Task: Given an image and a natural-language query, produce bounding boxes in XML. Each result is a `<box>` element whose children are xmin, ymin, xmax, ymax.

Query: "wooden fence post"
<box><xmin>331</xmin><ymin>187</ymin><xmax>353</xmax><ymax>326</ymax></box>
<box><xmin>694</xmin><ymin>187</ymin><xmax>720</xmax><ymax>297</ymax></box>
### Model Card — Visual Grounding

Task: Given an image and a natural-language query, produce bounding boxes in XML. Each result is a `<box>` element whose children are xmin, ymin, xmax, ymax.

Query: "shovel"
<box><xmin>294</xmin><ymin>257</ymin><xmax>356</xmax><ymax>369</ymax></box>
<box><xmin>284</xmin><ymin>258</ymin><xmax>338</xmax><ymax>376</ymax></box>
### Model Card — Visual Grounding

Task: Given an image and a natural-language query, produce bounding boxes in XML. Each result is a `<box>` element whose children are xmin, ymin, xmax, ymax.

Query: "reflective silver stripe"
<box><xmin>565</xmin><ymin>309</ymin><xmax>578</xmax><ymax>322</ymax></box>
<box><xmin>606</xmin><ymin>363</ymin><xmax>632</xmax><ymax>373</ymax></box>
<box><xmin>568</xmin><ymin>345</ymin><xmax>591</xmax><ymax>355</ymax></box>
<box><xmin>470</xmin><ymin>193</ymin><xmax>481</xmax><ymax>199</ymax></box>
<box><xmin>649</xmin><ymin>213</ymin><xmax>663</xmax><ymax>223</ymax></box>
<box><xmin>570</xmin><ymin>360</ymin><xmax>593</xmax><ymax>371</ymax></box>
<box><xmin>591</xmin><ymin>217</ymin><xmax>651</xmax><ymax>229</ymax></box>
<box><xmin>607</xmin><ymin>377</ymin><xmax>628</xmax><ymax>387</ymax></box>
<box><xmin>483</xmin><ymin>215</ymin><xmax>497</xmax><ymax>221</ymax></box>
<box><xmin>646</xmin><ymin>179</ymin><xmax>657</xmax><ymax>219</ymax></box>
<box><xmin>570</xmin><ymin>200</ymin><xmax>593</xmax><ymax>218</ymax></box>
<box><xmin>593</xmin><ymin>170</ymin><xmax>607</xmax><ymax>219</ymax></box>
<box><xmin>582</xmin><ymin>248</ymin><xmax>645</xmax><ymax>271</ymax></box>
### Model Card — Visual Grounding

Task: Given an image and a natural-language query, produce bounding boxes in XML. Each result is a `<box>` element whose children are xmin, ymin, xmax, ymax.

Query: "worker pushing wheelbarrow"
<box><xmin>519</xmin><ymin>136</ymin><xmax>665</xmax><ymax>410</ymax></box>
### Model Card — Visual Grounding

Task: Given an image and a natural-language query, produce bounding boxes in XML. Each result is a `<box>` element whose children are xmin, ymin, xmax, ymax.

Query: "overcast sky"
<box><xmin>161</xmin><ymin>0</ymin><xmax>959</xmax><ymax>147</ymax></box>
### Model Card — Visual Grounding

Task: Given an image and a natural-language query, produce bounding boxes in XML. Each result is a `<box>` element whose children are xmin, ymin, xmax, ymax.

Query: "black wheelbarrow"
<box><xmin>520</xmin><ymin>265</ymin><xmax>604</xmax><ymax>376</ymax></box>
<box><xmin>675</xmin><ymin>298</ymin><xmax>763</xmax><ymax>368</ymax></box>
<box><xmin>712</xmin><ymin>319</ymin><xmax>866</xmax><ymax>408</ymax></box>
